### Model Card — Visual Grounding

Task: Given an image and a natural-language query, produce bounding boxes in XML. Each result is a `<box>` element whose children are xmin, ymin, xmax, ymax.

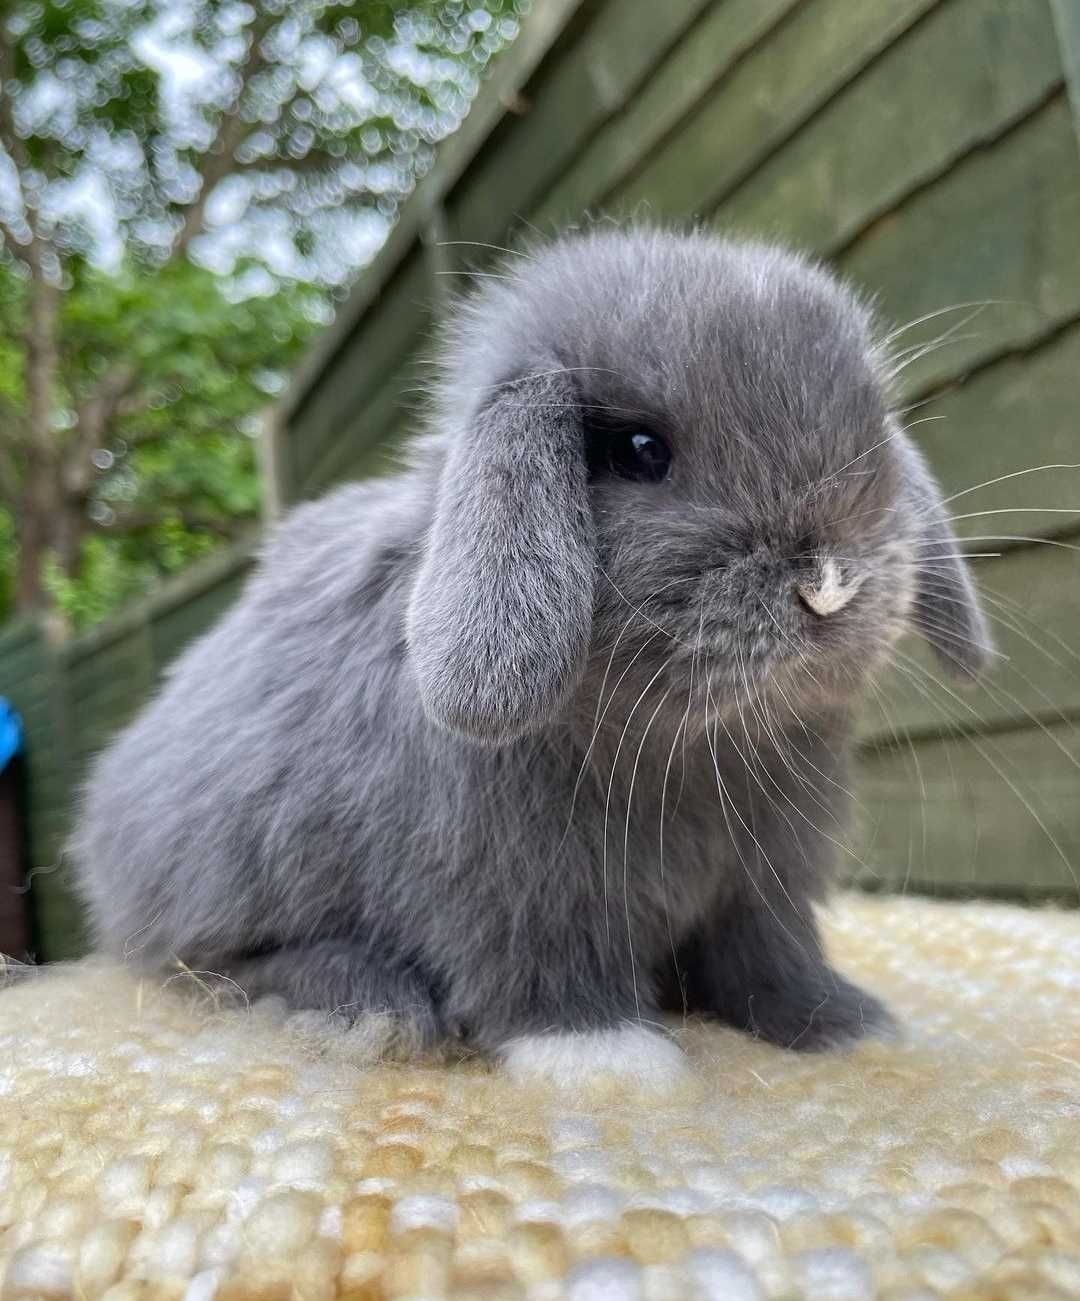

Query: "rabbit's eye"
<box><xmin>604</xmin><ymin>429</ymin><xmax>672</xmax><ymax>483</ymax></box>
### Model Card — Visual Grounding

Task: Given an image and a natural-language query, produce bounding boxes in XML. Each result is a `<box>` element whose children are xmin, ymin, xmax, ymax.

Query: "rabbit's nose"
<box><xmin>797</xmin><ymin>559</ymin><xmax>861</xmax><ymax>616</ymax></box>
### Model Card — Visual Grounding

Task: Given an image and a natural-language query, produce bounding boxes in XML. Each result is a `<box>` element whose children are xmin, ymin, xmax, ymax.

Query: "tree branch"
<box><xmin>231</xmin><ymin>146</ymin><xmax>350</xmax><ymax>178</ymax></box>
<box><xmin>94</xmin><ymin>505</ymin><xmax>250</xmax><ymax>540</ymax></box>
<box><xmin>0</xmin><ymin>438</ymin><xmax>19</xmax><ymax>505</ymax></box>
<box><xmin>14</xmin><ymin>232</ymin><xmax>62</xmax><ymax>607</ymax></box>
<box><xmin>0</xmin><ymin>23</ymin><xmax>32</xmax><ymax>257</ymax></box>
<box><xmin>171</xmin><ymin>15</ymin><xmax>275</xmax><ymax>261</ymax></box>
<box><xmin>0</xmin><ymin>28</ymin><xmax>27</xmax><ymax>172</ymax></box>
<box><xmin>61</xmin><ymin>361</ymin><xmax>138</xmax><ymax>501</ymax></box>
<box><xmin>22</xmin><ymin>234</ymin><xmax>59</xmax><ymax>457</ymax></box>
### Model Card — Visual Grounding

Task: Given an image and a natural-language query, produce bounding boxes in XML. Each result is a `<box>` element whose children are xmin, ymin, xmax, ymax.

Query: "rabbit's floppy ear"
<box><xmin>896</xmin><ymin>432</ymin><xmax>993</xmax><ymax>678</ymax></box>
<box><xmin>408</xmin><ymin>369</ymin><xmax>595</xmax><ymax>742</ymax></box>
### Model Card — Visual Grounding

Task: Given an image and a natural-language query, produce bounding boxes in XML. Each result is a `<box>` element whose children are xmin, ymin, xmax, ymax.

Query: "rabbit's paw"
<box><xmin>500</xmin><ymin>1024</ymin><xmax>687</xmax><ymax>1089</ymax></box>
<box><xmin>742</xmin><ymin>973</ymin><xmax>898</xmax><ymax>1052</ymax></box>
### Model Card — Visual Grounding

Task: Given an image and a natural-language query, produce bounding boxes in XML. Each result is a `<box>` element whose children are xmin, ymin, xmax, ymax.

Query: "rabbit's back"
<box><xmin>74</xmin><ymin>478</ymin><xmax>436</xmax><ymax>965</ymax></box>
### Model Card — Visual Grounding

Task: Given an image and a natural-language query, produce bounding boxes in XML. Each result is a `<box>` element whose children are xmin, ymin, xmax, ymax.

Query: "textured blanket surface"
<box><xmin>1</xmin><ymin>894</ymin><xmax>1079</xmax><ymax>1301</ymax></box>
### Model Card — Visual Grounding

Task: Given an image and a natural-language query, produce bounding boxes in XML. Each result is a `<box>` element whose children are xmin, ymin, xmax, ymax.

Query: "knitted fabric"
<box><xmin>1</xmin><ymin>894</ymin><xmax>1078</xmax><ymax>1300</ymax></box>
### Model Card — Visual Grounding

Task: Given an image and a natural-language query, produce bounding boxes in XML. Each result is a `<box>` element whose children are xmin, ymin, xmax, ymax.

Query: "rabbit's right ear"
<box><xmin>895</xmin><ymin>431</ymin><xmax>993</xmax><ymax>679</ymax></box>
<box><xmin>407</xmin><ymin>370</ymin><xmax>595</xmax><ymax>743</ymax></box>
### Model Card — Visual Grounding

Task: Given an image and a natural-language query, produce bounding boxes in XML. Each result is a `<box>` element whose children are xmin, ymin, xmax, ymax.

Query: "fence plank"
<box><xmin>852</xmin><ymin>720</ymin><xmax>1080</xmax><ymax>898</ymax></box>
<box><xmin>840</xmin><ymin>95</ymin><xmax>1080</xmax><ymax>394</ymax></box>
<box><xmin>287</xmin><ymin>251</ymin><xmax>430</xmax><ymax>490</ymax></box>
<box><xmin>611</xmin><ymin>0</ymin><xmax>943</xmax><ymax>219</ymax></box>
<box><xmin>533</xmin><ymin>0</ymin><xmax>800</xmax><ymax>225</ymax></box>
<box><xmin>1051</xmin><ymin>0</ymin><xmax>1080</xmax><ymax>144</ymax></box>
<box><xmin>914</xmin><ymin>320</ymin><xmax>1080</xmax><ymax>542</ymax></box>
<box><xmin>447</xmin><ymin>0</ymin><xmax>711</xmax><ymax>247</ymax></box>
<box><xmin>858</xmin><ymin>539</ymin><xmax>1080</xmax><ymax>744</ymax></box>
<box><xmin>298</xmin><ymin>351</ymin><xmax>423</xmax><ymax>500</ymax></box>
<box><xmin>29</xmin><ymin>876</ymin><xmax>86</xmax><ymax>961</ymax></box>
<box><xmin>718</xmin><ymin>0</ymin><xmax>1062</xmax><ymax>254</ymax></box>
<box><xmin>149</xmin><ymin>565</ymin><xmax>251</xmax><ymax>671</ymax></box>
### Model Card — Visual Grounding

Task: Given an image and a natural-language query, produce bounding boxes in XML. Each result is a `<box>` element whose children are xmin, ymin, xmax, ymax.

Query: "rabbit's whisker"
<box><xmin>602</xmin><ymin>657</ymin><xmax>677</xmax><ymax>948</ymax></box>
<box><xmin>659</xmin><ymin>686</ymin><xmax>693</xmax><ymax>1022</ymax></box>
<box><xmin>864</xmin><ymin>673</ymin><xmax>925</xmax><ymax>894</ymax></box>
<box><xmin>888</xmin><ymin>652</ymin><xmax>1079</xmax><ymax>895</ymax></box>
<box><xmin>703</xmin><ymin>671</ymin><xmax>810</xmax><ymax>956</ymax></box>
<box><xmin>880</xmin><ymin>299</ymin><xmax>1026</xmax><ymax>345</ymax></box>
<box><xmin>624</xmin><ymin>683</ymin><xmax>675</xmax><ymax>1024</ymax></box>
<box><xmin>939</xmin><ymin>463</ymin><xmax>1080</xmax><ymax>506</ymax></box>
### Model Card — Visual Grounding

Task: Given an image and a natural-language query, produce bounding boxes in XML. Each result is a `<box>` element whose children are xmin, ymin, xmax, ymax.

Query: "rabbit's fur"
<box><xmin>75</xmin><ymin>229</ymin><xmax>990</xmax><ymax>1078</ymax></box>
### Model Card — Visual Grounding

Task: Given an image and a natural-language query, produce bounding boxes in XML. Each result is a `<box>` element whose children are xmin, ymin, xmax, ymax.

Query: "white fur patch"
<box><xmin>799</xmin><ymin>559</ymin><xmax>860</xmax><ymax>616</ymax></box>
<box><xmin>501</xmin><ymin>1025</ymin><xmax>687</xmax><ymax>1089</ymax></box>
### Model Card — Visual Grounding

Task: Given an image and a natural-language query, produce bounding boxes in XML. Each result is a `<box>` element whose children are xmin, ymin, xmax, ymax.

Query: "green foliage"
<box><xmin>52</xmin><ymin>264</ymin><xmax>323</xmax><ymax>629</ymax></box>
<box><xmin>0</xmin><ymin>0</ymin><xmax>523</xmax><ymax>626</ymax></box>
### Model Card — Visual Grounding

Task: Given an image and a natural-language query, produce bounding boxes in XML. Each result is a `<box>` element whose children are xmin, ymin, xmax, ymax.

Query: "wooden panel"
<box><xmin>840</xmin><ymin>95</ymin><xmax>1080</xmax><ymax>395</ymax></box>
<box><xmin>70</xmin><ymin>702</ymin><xmax>144</xmax><ymax>766</ymax></box>
<box><xmin>911</xmin><ymin>321</ymin><xmax>1080</xmax><ymax>543</ymax></box>
<box><xmin>447</xmin><ymin>0</ymin><xmax>710</xmax><ymax>248</ymax></box>
<box><xmin>307</xmin><ymin>418</ymin><xmax>414</xmax><ymax>500</ymax></box>
<box><xmin>67</xmin><ymin>632</ymin><xmax>151</xmax><ymax>705</ymax></box>
<box><xmin>65</xmin><ymin>636</ymin><xmax>151</xmax><ymax>772</ymax></box>
<box><xmin>611</xmin><ymin>0</ymin><xmax>942</xmax><ymax>218</ymax></box>
<box><xmin>851</xmin><ymin>721</ymin><xmax>1080</xmax><ymax>898</ymax></box>
<box><xmin>1051</xmin><ymin>0</ymin><xmax>1080</xmax><ymax>143</ymax></box>
<box><xmin>149</xmin><ymin>565</ymin><xmax>250</xmax><ymax>672</ymax></box>
<box><xmin>532</xmin><ymin>0</ymin><xmax>800</xmax><ymax>225</ymax></box>
<box><xmin>718</xmin><ymin>0</ymin><xmax>1062</xmax><ymax>253</ymax></box>
<box><xmin>858</xmin><ymin>540</ymin><xmax>1080</xmax><ymax>743</ymax></box>
<box><xmin>287</xmin><ymin>252</ymin><xmax>430</xmax><ymax>489</ymax></box>
<box><xmin>0</xmin><ymin>621</ymin><xmax>75</xmax><ymax>959</ymax></box>
<box><xmin>29</xmin><ymin>870</ymin><xmax>86</xmax><ymax>962</ymax></box>
<box><xmin>0</xmin><ymin>622</ymin><xmax>41</xmax><ymax>661</ymax></box>
<box><xmin>0</xmin><ymin>642</ymin><xmax>50</xmax><ymax>691</ymax></box>
<box><xmin>299</xmin><ymin>352</ymin><xmax>425</xmax><ymax>499</ymax></box>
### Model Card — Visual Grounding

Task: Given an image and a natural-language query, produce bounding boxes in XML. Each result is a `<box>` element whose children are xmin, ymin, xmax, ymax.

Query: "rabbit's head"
<box><xmin>407</xmin><ymin>228</ymin><xmax>990</xmax><ymax>743</ymax></box>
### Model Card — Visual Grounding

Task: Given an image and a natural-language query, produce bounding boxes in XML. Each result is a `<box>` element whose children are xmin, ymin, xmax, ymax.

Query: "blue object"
<box><xmin>0</xmin><ymin>699</ymin><xmax>22</xmax><ymax>772</ymax></box>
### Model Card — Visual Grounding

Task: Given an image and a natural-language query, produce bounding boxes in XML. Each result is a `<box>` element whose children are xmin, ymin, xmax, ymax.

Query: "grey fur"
<box><xmin>74</xmin><ymin>228</ymin><xmax>991</xmax><ymax>1055</ymax></box>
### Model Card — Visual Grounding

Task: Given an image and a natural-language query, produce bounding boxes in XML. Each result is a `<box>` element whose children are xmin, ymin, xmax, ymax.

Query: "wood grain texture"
<box><xmin>532</xmin><ymin>0</ymin><xmax>800</xmax><ymax>225</ymax></box>
<box><xmin>852</xmin><ymin>720</ymin><xmax>1080</xmax><ymax>898</ymax></box>
<box><xmin>717</xmin><ymin>0</ymin><xmax>1063</xmax><ymax>253</ymax></box>
<box><xmin>288</xmin><ymin>251</ymin><xmax>430</xmax><ymax>492</ymax></box>
<box><xmin>859</xmin><ymin>539</ymin><xmax>1080</xmax><ymax>743</ymax></box>
<box><xmin>1050</xmin><ymin>0</ymin><xmax>1080</xmax><ymax>143</ymax></box>
<box><xmin>840</xmin><ymin>94</ymin><xmax>1080</xmax><ymax>395</ymax></box>
<box><xmin>610</xmin><ymin>0</ymin><xmax>944</xmax><ymax>219</ymax></box>
<box><xmin>446</xmin><ymin>0</ymin><xmax>710</xmax><ymax>248</ymax></box>
<box><xmin>298</xmin><ymin>350</ymin><xmax>424</xmax><ymax>500</ymax></box>
<box><xmin>912</xmin><ymin>320</ymin><xmax>1080</xmax><ymax>543</ymax></box>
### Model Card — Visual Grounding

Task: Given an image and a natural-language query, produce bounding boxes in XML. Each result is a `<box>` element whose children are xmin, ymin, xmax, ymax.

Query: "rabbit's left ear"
<box><xmin>897</xmin><ymin>433</ymin><xmax>993</xmax><ymax>679</ymax></box>
<box><xmin>407</xmin><ymin>370</ymin><xmax>595</xmax><ymax>743</ymax></box>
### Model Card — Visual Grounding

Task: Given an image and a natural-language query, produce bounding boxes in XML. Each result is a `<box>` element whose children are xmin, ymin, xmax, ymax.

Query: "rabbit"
<box><xmin>74</xmin><ymin>227</ymin><xmax>990</xmax><ymax>1086</ymax></box>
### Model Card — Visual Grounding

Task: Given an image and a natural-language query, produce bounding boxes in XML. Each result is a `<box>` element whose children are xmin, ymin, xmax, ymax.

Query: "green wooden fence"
<box><xmin>270</xmin><ymin>0</ymin><xmax>1080</xmax><ymax>903</ymax></box>
<box><xmin>2</xmin><ymin>0</ymin><xmax>1079</xmax><ymax>958</ymax></box>
<box><xmin>0</xmin><ymin>541</ymin><xmax>255</xmax><ymax>958</ymax></box>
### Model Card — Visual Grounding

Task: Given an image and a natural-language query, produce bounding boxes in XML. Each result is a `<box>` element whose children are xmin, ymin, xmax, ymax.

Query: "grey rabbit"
<box><xmin>74</xmin><ymin>227</ymin><xmax>990</xmax><ymax>1085</ymax></box>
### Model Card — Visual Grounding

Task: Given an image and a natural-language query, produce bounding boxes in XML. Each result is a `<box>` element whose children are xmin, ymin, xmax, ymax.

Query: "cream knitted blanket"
<box><xmin>1</xmin><ymin>893</ymin><xmax>1078</xmax><ymax>1300</ymax></box>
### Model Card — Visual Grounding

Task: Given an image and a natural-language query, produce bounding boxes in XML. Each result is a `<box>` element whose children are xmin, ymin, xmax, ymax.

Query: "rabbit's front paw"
<box><xmin>500</xmin><ymin>1024</ymin><xmax>688</xmax><ymax>1089</ymax></box>
<box><xmin>740</xmin><ymin>972</ymin><xmax>898</xmax><ymax>1051</ymax></box>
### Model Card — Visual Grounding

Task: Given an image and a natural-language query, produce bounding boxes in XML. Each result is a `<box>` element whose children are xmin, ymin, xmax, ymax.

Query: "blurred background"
<box><xmin>0</xmin><ymin>0</ymin><xmax>1078</xmax><ymax>960</ymax></box>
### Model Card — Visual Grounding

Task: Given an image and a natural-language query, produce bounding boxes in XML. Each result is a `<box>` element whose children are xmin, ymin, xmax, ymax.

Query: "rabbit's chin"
<box><xmin>664</xmin><ymin>654</ymin><xmax>887</xmax><ymax>732</ymax></box>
